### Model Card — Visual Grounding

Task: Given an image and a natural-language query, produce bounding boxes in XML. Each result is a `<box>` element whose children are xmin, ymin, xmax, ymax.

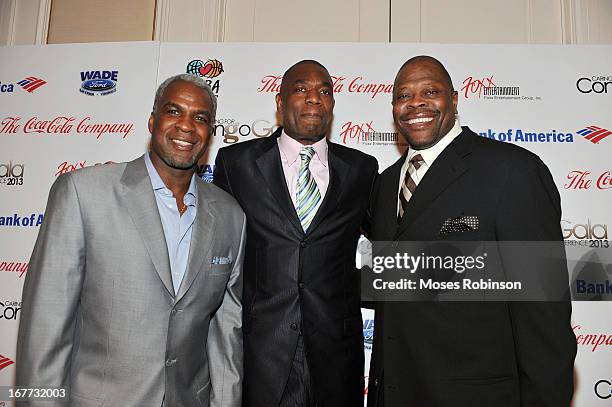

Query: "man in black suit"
<box><xmin>366</xmin><ymin>56</ymin><xmax>576</xmax><ymax>407</ymax></box>
<box><xmin>214</xmin><ymin>60</ymin><xmax>378</xmax><ymax>407</ymax></box>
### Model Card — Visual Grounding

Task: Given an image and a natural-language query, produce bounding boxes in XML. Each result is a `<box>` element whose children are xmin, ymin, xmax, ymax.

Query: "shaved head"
<box><xmin>280</xmin><ymin>60</ymin><xmax>331</xmax><ymax>95</ymax></box>
<box><xmin>395</xmin><ymin>55</ymin><xmax>454</xmax><ymax>91</ymax></box>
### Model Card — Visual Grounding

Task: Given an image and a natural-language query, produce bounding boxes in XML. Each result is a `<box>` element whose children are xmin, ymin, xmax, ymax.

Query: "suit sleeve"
<box><xmin>362</xmin><ymin>157</ymin><xmax>379</xmax><ymax>238</ymax></box>
<box><xmin>16</xmin><ymin>173</ymin><xmax>86</xmax><ymax>405</ymax></box>
<box><xmin>207</xmin><ymin>212</ymin><xmax>246</xmax><ymax>407</ymax></box>
<box><xmin>361</xmin><ymin>157</ymin><xmax>379</xmax><ymax>310</ymax></box>
<box><xmin>213</xmin><ymin>148</ymin><xmax>234</xmax><ymax>196</ymax></box>
<box><xmin>496</xmin><ymin>157</ymin><xmax>576</xmax><ymax>407</ymax></box>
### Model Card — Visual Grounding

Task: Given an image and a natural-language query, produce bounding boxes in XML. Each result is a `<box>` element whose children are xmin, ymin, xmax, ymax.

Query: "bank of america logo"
<box><xmin>577</xmin><ymin>125</ymin><xmax>611</xmax><ymax>144</ymax></box>
<box><xmin>0</xmin><ymin>354</ymin><xmax>14</xmax><ymax>370</ymax></box>
<box><xmin>17</xmin><ymin>76</ymin><xmax>47</xmax><ymax>93</ymax></box>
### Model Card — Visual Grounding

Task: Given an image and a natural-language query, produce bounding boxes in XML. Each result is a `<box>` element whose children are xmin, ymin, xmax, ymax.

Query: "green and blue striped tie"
<box><xmin>296</xmin><ymin>147</ymin><xmax>321</xmax><ymax>231</ymax></box>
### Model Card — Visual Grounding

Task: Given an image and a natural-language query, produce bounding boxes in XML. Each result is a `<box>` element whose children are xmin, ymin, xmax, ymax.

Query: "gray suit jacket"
<box><xmin>16</xmin><ymin>156</ymin><xmax>245</xmax><ymax>407</ymax></box>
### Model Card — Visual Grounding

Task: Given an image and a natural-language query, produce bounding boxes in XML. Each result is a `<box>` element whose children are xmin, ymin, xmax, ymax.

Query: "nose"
<box><xmin>305</xmin><ymin>89</ymin><xmax>321</xmax><ymax>104</ymax></box>
<box><xmin>408</xmin><ymin>94</ymin><xmax>427</xmax><ymax>109</ymax></box>
<box><xmin>175</xmin><ymin>114</ymin><xmax>194</xmax><ymax>132</ymax></box>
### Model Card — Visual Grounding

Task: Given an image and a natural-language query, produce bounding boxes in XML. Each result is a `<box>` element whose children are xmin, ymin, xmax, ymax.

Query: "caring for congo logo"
<box><xmin>79</xmin><ymin>70</ymin><xmax>118</xmax><ymax>96</ymax></box>
<box><xmin>186</xmin><ymin>59</ymin><xmax>223</xmax><ymax>95</ymax></box>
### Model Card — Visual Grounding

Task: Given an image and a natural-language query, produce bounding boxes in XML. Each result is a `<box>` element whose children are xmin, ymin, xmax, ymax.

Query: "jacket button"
<box><xmin>298</xmin><ymin>282</ymin><xmax>305</xmax><ymax>289</ymax></box>
<box><xmin>373</xmin><ymin>378</ymin><xmax>379</xmax><ymax>386</ymax></box>
<box><xmin>300</xmin><ymin>241</ymin><xmax>307</xmax><ymax>248</ymax></box>
<box><xmin>165</xmin><ymin>358</ymin><xmax>177</xmax><ymax>367</ymax></box>
<box><xmin>290</xmin><ymin>322</ymin><xmax>298</xmax><ymax>331</ymax></box>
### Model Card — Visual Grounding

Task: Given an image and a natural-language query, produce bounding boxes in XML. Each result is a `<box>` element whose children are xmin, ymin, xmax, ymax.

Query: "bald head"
<box><xmin>395</xmin><ymin>55</ymin><xmax>454</xmax><ymax>91</ymax></box>
<box><xmin>391</xmin><ymin>55</ymin><xmax>458</xmax><ymax>150</ymax></box>
<box><xmin>275</xmin><ymin>59</ymin><xmax>335</xmax><ymax>144</ymax></box>
<box><xmin>279</xmin><ymin>60</ymin><xmax>331</xmax><ymax>95</ymax></box>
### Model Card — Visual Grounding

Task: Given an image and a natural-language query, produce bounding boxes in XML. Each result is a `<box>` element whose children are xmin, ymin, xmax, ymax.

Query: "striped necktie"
<box><xmin>398</xmin><ymin>154</ymin><xmax>424</xmax><ymax>220</ymax></box>
<box><xmin>296</xmin><ymin>147</ymin><xmax>322</xmax><ymax>231</ymax></box>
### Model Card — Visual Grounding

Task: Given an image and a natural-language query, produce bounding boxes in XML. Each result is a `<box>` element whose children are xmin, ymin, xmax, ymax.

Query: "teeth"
<box><xmin>172</xmin><ymin>139</ymin><xmax>192</xmax><ymax>146</ymax></box>
<box><xmin>407</xmin><ymin>117</ymin><xmax>433</xmax><ymax>125</ymax></box>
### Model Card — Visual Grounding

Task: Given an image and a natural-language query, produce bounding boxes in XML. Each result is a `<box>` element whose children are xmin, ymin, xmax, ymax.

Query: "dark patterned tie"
<box><xmin>398</xmin><ymin>154</ymin><xmax>424</xmax><ymax>221</ymax></box>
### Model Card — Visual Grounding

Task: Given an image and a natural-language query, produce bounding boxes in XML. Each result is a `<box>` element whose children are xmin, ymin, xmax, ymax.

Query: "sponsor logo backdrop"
<box><xmin>1</xmin><ymin>42</ymin><xmax>610</xmax><ymax>406</ymax></box>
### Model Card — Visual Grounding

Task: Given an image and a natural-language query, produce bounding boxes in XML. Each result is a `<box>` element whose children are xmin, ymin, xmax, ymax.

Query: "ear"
<box><xmin>452</xmin><ymin>90</ymin><xmax>458</xmax><ymax>114</ymax></box>
<box><xmin>148</xmin><ymin>113</ymin><xmax>155</xmax><ymax>134</ymax></box>
<box><xmin>275</xmin><ymin>93</ymin><xmax>283</xmax><ymax>116</ymax></box>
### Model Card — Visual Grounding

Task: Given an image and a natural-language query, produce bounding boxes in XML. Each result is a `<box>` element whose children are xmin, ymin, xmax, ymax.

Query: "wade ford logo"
<box><xmin>80</xmin><ymin>70</ymin><xmax>118</xmax><ymax>96</ymax></box>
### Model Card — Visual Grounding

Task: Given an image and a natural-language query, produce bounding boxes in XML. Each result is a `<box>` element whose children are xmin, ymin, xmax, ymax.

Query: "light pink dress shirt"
<box><xmin>277</xmin><ymin>131</ymin><xmax>329</xmax><ymax>208</ymax></box>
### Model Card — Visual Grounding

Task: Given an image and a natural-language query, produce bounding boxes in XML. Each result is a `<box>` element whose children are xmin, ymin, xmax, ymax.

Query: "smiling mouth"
<box><xmin>171</xmin><ymin>138</ymin><xmax>195</xmax><ymax>149</ymax></box>
<box><xmin>407</xmin><ymin>117</ymin><xmax>434</xmax><ymax>125</ymax></box>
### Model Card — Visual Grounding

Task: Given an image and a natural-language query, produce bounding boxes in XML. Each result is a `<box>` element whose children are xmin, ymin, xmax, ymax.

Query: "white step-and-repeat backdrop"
<box><xmin>1</xmin><ymin>42</ymin><xmax>610</xmax><ymax>405</ymax></box>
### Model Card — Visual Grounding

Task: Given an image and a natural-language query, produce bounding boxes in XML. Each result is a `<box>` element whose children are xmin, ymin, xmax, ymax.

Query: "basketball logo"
<box><xmin>186</xmin><ymin>59</ymin><xmax>224</xmax><ymax>79</ymax></box>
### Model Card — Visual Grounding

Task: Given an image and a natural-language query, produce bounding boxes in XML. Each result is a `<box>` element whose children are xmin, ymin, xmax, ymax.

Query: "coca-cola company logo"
<box><xmin>461</xmin><ymin>75</ymin><xmax>539</xmax><ymax>101</ymax></box>
<box><xmin>0</xmin><ymin>116</ymin><xmax>134</xmax><ymax>139</ymax></box>
<box><xmin>573</xmin><ymin>325</ymin><xmax>612</xmax><ymax>352</ymax></box>
<box><xmin>257</xmin><ymin>75</ymin><xmax>393</xmax><ymax>99</ymax></box>
<box><xmin>0</xmin><ymin>260</ymin><xmax>28</xmax><ymax>278</ymax></box>
<box><xmin>338</xmin><ymin>120</ymin><xmax>401</xmax><ymax>146</ymax></box>
<box><xmin>564</xmin><ymin>170</ymin><xmax>612</xmax><ymax>190</ymax></box>
<box><xmin>55</xmin><ymin>160</ymin><xmax>117</xmax><ymax>177</ymax></box>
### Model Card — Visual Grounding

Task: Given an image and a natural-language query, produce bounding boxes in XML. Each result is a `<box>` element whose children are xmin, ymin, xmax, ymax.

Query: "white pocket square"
<box><xmin>212</xmin><ymin>255</ymin><xmax>232</xmax><ymax>265</ymax></box>
<box><xmin>440</xmin><ymin>215</ymin><xmax>479</xmax><ymax>235</ymax></box>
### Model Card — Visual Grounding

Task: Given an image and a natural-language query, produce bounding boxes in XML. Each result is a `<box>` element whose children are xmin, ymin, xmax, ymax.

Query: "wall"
<box><xmin>1</xmin><ymin>0</ymin><xmax>612</xmax><ymax>45</ymax></box>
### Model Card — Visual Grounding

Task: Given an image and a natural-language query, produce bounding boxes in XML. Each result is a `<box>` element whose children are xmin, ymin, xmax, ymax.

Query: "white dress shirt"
<box><xmin>397</xmin><ymin>119</ymin><xmax>463</xmax><ymax>215</ymax></box>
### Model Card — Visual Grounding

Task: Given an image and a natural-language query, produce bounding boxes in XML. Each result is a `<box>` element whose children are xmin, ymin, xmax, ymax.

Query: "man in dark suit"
<box><xmin>214</xmin><ymin>60</ymin><xmax>378</xmax><ymax>407</ymax></box>
<box><xmin>366</xmin><ymin>56</ymin><xmax>576</xmax><ymax>407</ymax></box>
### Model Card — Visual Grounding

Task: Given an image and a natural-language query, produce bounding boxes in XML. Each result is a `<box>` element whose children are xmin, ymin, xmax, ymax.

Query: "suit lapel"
<box><xmin>377</xmin><ymin>155</ymin><xmax>405</xmax><ymax>241</ymax></box>
<box><xmin>304</xmin><ymin>141</ymin><xmax>348</xmax><ymax>236</ymax></box>
<box><xmin>255</xmin><ymin>130</ymin><xmax>303</xmax><ymax>233</ymax></box>
<box><xmin>121</xmin><ymin>157</ymin><xmax>174</xmax><ymax>296</ymax></box>
<box><xmin>175</xmin><ymin>179</ymin><xmax>215</xmax><ymax>302</ymax></box>
<box><xmin>395</xmin><ymin>129</ymin><xmax>474</xmax><ymax>239</ymax></box>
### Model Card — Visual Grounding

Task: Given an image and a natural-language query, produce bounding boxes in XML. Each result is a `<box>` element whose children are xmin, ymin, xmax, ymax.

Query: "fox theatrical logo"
<box><xmin>79</xmin><ymin>70</ymin><xmax>118</xmax><ymax>96</ymax></box>
<box><xmin>338</xmin><ymin>120</ymin><xmax>403</xmax><ymax>146</ymax></box>
<box><xmin>461</xmin><ymin>74</ymin><xmax>541</xmax><ymax>102</ymax></box>
<box><xmin>186</xmin><ymin>59</ymin><xmax>224</xmax><ymax>96</ymax></box>
<box><xmin>0</xmin><ymin>160</ymin><xmax>24</xmax><ymax>186</ymax></box>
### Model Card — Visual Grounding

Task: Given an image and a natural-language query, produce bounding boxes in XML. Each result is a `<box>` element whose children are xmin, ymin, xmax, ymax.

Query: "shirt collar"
<box><xmin>278</xmin><ymin>129</ymin><xmax>329</xmax><ymax>167</ymax></box>
<box><xmin>144</xmin><ymin>153</ymin><xmax>198</xmax><ymax>203</ymax></box>
<box><xmin>407</xmin><ymin>119</ymin><xmax>462</xmax><ymax>167</ymax></box>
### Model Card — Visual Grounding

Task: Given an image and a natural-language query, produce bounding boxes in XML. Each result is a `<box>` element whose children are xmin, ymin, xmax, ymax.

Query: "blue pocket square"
<box><xmin>212</xmin><ymin>255</ymin><xmax>232</xmax><ymax>265</ymax></box>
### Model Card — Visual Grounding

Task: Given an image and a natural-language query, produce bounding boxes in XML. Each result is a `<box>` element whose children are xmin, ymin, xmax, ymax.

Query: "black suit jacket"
<box><xmin>367</xmin><ymin>127</ymin><xmax>576</xmax><ymax>407</ymax></box>
<box><xmin>214</xmin><ymin>128</ymin><xmax>378</xmax><ymax>407</ymax></box>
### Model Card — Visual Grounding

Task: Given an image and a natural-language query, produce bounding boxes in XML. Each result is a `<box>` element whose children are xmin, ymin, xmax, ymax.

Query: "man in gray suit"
<box><xmin>16</xmin><ymin>74</ymin><xmax>245</xmax><ymax>406</ymax></box>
